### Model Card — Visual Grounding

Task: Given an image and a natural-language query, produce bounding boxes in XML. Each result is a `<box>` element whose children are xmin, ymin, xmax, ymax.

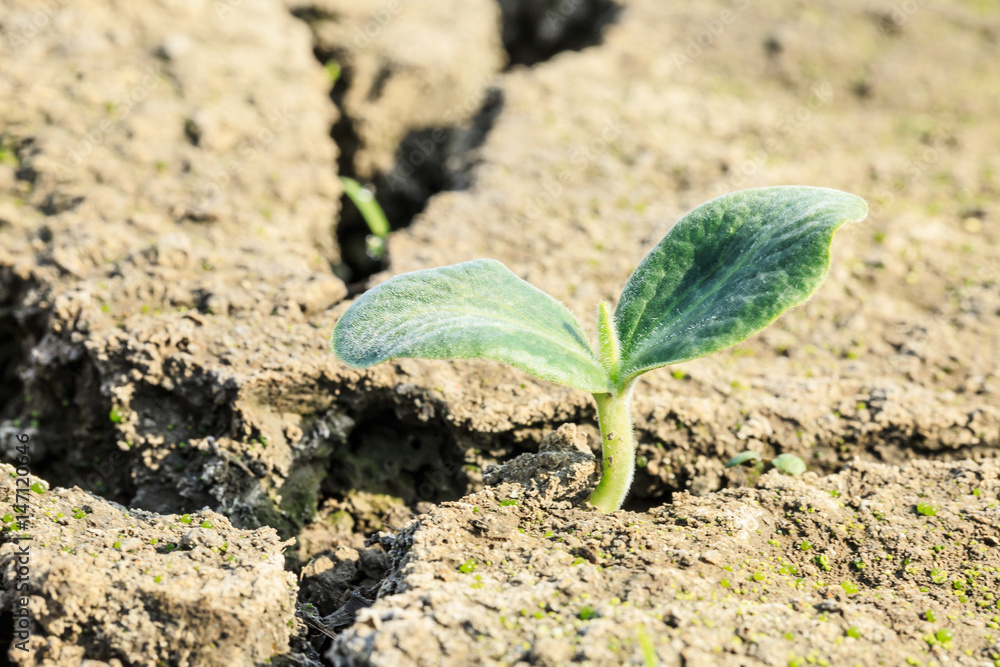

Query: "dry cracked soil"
<box><xmin>0</xmin><ymin>0</ymin><xmax>998</xmax><ymax>665</ymax></box>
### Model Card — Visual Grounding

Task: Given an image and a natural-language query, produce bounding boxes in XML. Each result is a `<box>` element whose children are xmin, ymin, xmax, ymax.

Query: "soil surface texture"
<box><xmin>0</xmin><ymin>0</ymin><xmax>997</xmax><ymax>665</ymax></box>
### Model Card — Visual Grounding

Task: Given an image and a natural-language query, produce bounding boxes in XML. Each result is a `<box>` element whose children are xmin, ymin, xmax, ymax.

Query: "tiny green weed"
<box><xmin>340</xmin><ymin>176</ymin><xmax>390</xmax><ymax>259</ymax></box>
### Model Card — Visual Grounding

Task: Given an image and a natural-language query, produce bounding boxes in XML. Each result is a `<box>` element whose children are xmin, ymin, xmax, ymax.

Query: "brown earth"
<box><xmin>331</xmin><ymin>449</ymin><xmax>1000</xmax><ymax>666</ymax></box>
<box><xmin>0</xmin><ymin>464</ymin><xmax>299</xmax><ymax>666</ymax></box>
<box><xmin>0</xmin><ymin>0</ymin><xmax>998</xmax><ymax>665</ymax></box>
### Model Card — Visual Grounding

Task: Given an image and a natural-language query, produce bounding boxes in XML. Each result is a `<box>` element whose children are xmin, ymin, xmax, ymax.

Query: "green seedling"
<box><xmin>340</xmin><ymin>176</ymin><xmax>390</xmax><ymax>259</ymax></box>
<box><xmin>324</xmin><ymin>59</ymin><xmax>342</xmax><ymax>84</ymax></box>
<box><xmin>331</xmin><ymin>186</ymin><xmax>867</xmax><ymax>512</ymax></box>
<box><xmin>726</xmin><ymin>450</ymin><xmax>763</xmax><ymax>468</ymax></box>
<box><xmin>773</xmin><ymin>453</ymin><xmax>806</xmax><ymax>475</ymax></box>
<box><xmin>725</xmin><ymin>450</ymin><xmax>807</xmax><ymax>476</ymax></box>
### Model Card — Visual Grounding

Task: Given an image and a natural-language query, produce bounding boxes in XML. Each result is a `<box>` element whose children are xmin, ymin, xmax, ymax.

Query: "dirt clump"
<box><xmin>328</xmin><ymin>440</ymin><xmax>1000</xmax><ymax>665</ymax></box>
<box><xmin>0</xmin><ymin>465</ymin><xmax>298</xmax><ymax>666</ymax></box>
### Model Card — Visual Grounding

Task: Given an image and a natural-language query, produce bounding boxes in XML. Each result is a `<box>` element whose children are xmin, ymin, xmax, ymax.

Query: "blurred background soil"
<box><xmin>0</xmin><ymin>0</ymin><xmax>997</xmax><ymax>664</ymax></box>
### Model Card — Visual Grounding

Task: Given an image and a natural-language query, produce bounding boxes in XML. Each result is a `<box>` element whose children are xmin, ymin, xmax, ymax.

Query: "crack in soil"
<box><xmin>333</xmin><ymin>87</ymin><xmax>504</xmax><ymax>284</ymax></box>
<box><xmin>497</xmin><ymin>0</ymin><xmax>623</xmax><ymax>67</ymax></box>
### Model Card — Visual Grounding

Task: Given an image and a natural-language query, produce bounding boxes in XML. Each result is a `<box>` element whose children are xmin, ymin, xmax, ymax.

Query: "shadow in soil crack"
<box><xmin>0</xmin><ymin>270</ymin><xmax>30</xmax><ymax>417</ymax></box>
<box><xmin>322</xmin><ymin>406</ymin><xmax>475</xmax><ymax>508</ymax></box>
<box><xmin>497</xmin><ymin>0</ymin><xmax>623</xmax><ymax>68</ymax></box>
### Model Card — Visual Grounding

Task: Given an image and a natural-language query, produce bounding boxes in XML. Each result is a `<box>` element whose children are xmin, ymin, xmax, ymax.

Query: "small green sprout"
<box><xmin>323</xmin><ymin>59</ymin><xmax>341</xmax><ymax>84</ymax></box>
<box><xmin>340</xmin><ymin>176</ymin><xmax>390</xmax><ymax>259</ymax></box>
<box><xmin>916</xmin><ymin>502</ymin><xmax>938</xmax><ymax>516</ymax></box>
<box><xmin>636</xmin><ymin>625</ymin><xmax>657</xmax><ymax>667</ymax></box>
<box><xmin>458</xmin><ymin>558</ymin><xmax>477</xmax><ymax>574</ymax></box>
<box><xmin>331</xmin><ymin>187</ymin><xmax>867</xmax><ymax>511</ymax></box>
<box><xmin>725</xmin><ymin>451</ymin><xmax>762</xmax><ymax>468</ymax></box>
<box><xmin>724</xmin><ymin>450</ymin><xmax>806</xmax><ymax>477</ymax></box>
<box><xmin>772</xmin><ymin>453</ymin><xmax>806</xmax><ymax>475</ymax></box>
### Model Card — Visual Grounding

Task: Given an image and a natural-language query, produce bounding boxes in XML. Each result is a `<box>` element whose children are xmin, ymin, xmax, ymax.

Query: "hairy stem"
<box><xmin>588</xmin><ymin>382</ymin><xmax>636</xmax><ymax>513</ymax></box>
<box><xmin>596</xmin><ymin>301</ymin><xmax>620</xmax><ymax>386</ymax></box>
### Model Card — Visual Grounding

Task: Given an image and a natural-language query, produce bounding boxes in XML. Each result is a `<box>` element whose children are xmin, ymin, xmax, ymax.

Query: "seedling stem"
<box><xmin>589</xmin><ymin>382</ymin><xmax>637</xmax><ymax>513</ymax></box>
<box><xmin>589</xmin><ymin>301</ymin><xmax>637</xmax><ymax>512</ymax></box>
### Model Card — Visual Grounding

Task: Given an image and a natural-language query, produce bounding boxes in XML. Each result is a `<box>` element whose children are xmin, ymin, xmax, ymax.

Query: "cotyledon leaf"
<box><xmin>331</xmin><ymin>259</ymin><xmax>612</xmax><ymax>393</ymax></box>
<box><xmin>772</xmin><ymin>453</ymin><xmax>807</xmax><ymax>475</ymax></box>
<box><xmin>724</xmin><ymin>451</ymin><xmax>762</xmax><ymax>468</ymax></box>
<box><xmin>614</xmin><ymin>186</ymin><xmax>868</xmax><ymax>386</ymax></box>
